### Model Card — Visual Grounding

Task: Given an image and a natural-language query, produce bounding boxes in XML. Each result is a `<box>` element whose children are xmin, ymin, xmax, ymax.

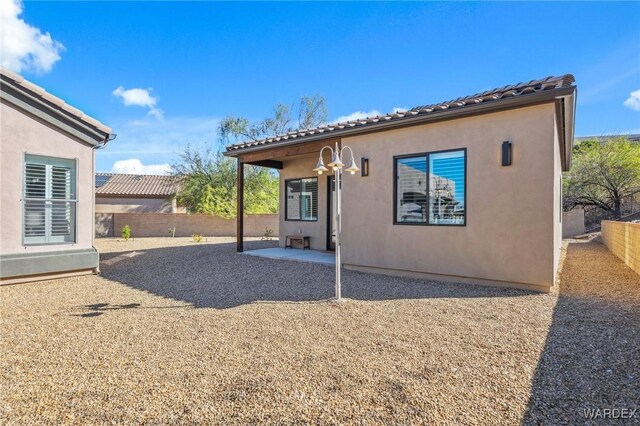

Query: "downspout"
<box><xmin>91</xmin><ymin>133</ymin><xmax>117</xmax><ymax>274</ymax></box>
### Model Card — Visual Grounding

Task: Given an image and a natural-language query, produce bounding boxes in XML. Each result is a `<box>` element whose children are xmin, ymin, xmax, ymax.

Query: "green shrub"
<box><xmin>122</xmin><ymin>225</ymin><xmax>131</xmax><ymax>241</ymax></box>
<box><xmin>261</xmin><ymin>227</ymin><xmax>274</xmax><ymax>241</ymax></box>
<box><xmin>192</xmin><ymin>234</ymin><xmax>203</xmax><ymax>243</ymax></box>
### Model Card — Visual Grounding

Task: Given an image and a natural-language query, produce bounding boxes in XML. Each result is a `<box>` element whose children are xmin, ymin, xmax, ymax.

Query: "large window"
<box><xmin>285</xmin><ymin>177</ymin><xmax>318</xmax><ymax>221</ymax></box>
<box><xmin>395</xmin><ymin>149</ymin><xmax>466</xmax><ymax>226</ymax></box>
<box><xmin>23</xmin><ymin>155</ymin><xmax>77</xmax><ymax>244</ymax></box>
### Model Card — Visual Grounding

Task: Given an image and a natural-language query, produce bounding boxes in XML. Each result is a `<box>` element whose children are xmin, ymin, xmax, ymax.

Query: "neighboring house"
<box><xmin>0</xmin><ymin>67</ymin><xmax>113</xmax><ymax>285</ymax></box>
<box><xmin>95</xmin><ymin>173</ymin><xmax>183</xmax><ymax>213</ymax></box>
<box><xmin>225</xmin><ymin>75</ymin><xmax>577</xmax><ymax>293</ymax></box>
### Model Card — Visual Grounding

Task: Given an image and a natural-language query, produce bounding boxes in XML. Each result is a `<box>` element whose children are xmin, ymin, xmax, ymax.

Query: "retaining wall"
<box><xmin>601</xmin><ymin>220</ymin><xmax>640</xmax><ymax>276</ymax></box>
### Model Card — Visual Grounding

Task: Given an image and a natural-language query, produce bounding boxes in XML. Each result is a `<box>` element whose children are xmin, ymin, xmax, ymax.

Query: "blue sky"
<box><xmin>3</xmin><ymin>1</ymin><xmax>639</xmax><ymax>174</ymax></box>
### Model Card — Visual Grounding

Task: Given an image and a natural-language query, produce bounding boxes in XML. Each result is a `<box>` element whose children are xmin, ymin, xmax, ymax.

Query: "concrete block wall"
<box><xmin>601</xmin><ymin>220</ymin><xmax>640</xmax><ymax>276</ymax></box>
<box><xmin>562</xmin><ymin>208</ymin><xmax>585</xmax><ymax>238</ymax></box>
<box><xmin>96</xmin><ymin>213</ymin><xmax>278</xmax><ymax>238</ymax></box>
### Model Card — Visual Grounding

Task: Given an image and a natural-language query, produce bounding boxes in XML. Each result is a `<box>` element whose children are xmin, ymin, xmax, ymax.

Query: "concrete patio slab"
<box><xmin>243</xmin><ymin>247</ymin><xmax>335</xmax><ymax>265</ymax></box>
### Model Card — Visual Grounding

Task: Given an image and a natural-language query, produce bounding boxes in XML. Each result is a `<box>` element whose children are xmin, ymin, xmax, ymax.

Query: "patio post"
<box><xmin>237</xmin><ymin>159</ymin><xmax>244</xmax><ymax>252</ymax></box>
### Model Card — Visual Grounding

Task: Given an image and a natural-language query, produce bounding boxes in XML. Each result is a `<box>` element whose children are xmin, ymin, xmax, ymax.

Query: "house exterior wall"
<box><xmin>0</xmin><ymin>100</ymin><xmax>98</xmax><ymax>282</ymax></box>
<box><xmin>95</xmin><ymin>196</ymin><xmax>175</xmax><ymax>213</ymax></box>
<box><xmin>277</xmin><ymin>103</ymin><xmax>561</xmax><ymax>291</ymax></box>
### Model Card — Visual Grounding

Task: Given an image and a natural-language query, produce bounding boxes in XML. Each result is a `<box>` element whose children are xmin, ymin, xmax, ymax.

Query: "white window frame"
<box><xmin>23</xmin><ymin>154</ymin><xmax>78</xmax><ymax>245</ymax></box>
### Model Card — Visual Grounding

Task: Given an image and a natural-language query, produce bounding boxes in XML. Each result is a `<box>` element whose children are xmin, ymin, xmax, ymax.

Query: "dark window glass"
<box><xmin>286</xmin><ymin>178</ymin><xmax>318</xmax><ymax>221</ymax></box>
<box><xmin>395</xmin><ymin>150</ymin><xmax>466</xmax><ymax>226</ymax></box>
<box><xmin>428</xmin><ymin>150</ymin><xmax>465</xmax><ymax>225</ymax></box>
<box><xmin>396</xmin><ymin>156</ymin><xmax>427</xmax><ymax>223</ymax></box>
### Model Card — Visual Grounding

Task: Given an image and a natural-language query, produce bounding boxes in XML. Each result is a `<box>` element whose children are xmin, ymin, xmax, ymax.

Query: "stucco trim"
<box><xmin>344</xmin><ymin>263</ymin><xmax>551</xmax><ymax>293</ymax></box>
<box><xmin>0</xmin><ymin>85</ymin><xmax>108</xmax><ymax>146</ymax></box>
<box><xmin>0</xmin><ymin>248</ymin><xmax>99</xmax><ymax>279</ymax></box>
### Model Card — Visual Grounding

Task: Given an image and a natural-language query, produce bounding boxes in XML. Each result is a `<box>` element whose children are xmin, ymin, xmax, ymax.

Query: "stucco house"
<box><xmin>0</xmin><ymin>68</ymin><xmax>113</xmax><ymax>285</ymax></box>
<box><xmin>225</xmin><ymin>75</ymin><xmax>577</xmax><ymax>293</ymax></box>
<box><xmin>95</xmin><ymin>173</ymin><xmax>182</xmax><ymax>214</ymax></box>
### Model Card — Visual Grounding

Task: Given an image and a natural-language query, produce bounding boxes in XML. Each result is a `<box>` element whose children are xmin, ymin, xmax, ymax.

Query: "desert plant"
<box><xmin>122</xmin><ymin>225</ymin><xmax>131</xmax><ymax>241</ymax></box>
<box><xmin>192</xmin><ymin>233</ymin><xmax>203</xmax><ymax>243</ymax></box>
<box><xmin>168</xmin><ymin>227</ymin><xmax>176</xmax><ymax>238</ymax></box>
<box><xmin>261</xmin><ymin>227</ymin><xmax>274</xmax><ymax>241</ymax></box>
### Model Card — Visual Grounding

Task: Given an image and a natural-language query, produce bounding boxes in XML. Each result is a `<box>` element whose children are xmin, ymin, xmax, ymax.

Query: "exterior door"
<box><xmin>326</xmin><ymin>176</ymin><xmax>336</xmax><ymax>251</ymax></box>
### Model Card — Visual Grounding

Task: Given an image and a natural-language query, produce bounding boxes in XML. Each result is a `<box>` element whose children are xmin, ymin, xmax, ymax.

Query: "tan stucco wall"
<box><xmin>277</xmin><ymin>103</ymin><xmax>562</xmax><ymax>290</ymax></box>
<box><xmin>601</xmin><ymin>220</ymin><xmax>640</xmax><ymax>276</ymax></box>
<box><xmin>0</xmin><ymin>100</ymin><xmax>95</xmax><ymax>255</ymax></box>
<box><xmin>95</xmin><ymin>196</ymin><xmax>174</xmax><ymax>213</ymax></box>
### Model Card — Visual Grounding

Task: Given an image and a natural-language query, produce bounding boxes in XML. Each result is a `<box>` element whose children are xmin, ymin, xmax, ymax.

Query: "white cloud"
<box><xmin>623</xmin><ymin>89</ymin><xmax>640</xmax><ymax>111</ymax></box>
<box><xmin>112</xmin><ymin>86</ymin><xmax>164</xmax><ymax>119</ymax></box>
<box><xmin>96</xmin><ymin>115</ymin><xmax>219</xmax><ymax>173</ymax></box>
<box><xmin>0</xmin><ymin>0</ymin><xmax>65</xmax><ymax>73</ymax></box>
<box><xmin>111</xmin><ymin>158</ymin><xmax>172</xmax><ymax>175</ymax></box>
<box><xmin>332</xmin><ymin>106</ymin><xmax>409</xmax><ymax>124</ymax></box>
<box><xmin>332</xmin><ymin>110</ymin><xmax>382</xmax><ymax>124</ymax></box>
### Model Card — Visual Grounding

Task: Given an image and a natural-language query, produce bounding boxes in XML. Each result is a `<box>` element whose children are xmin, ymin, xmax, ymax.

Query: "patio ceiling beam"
<box><xmin>237</xmin><ymin>139</ymin><xmax>339</xmax><ymax>163</ymax></box>
<box><xmin>237</xmin><ymin>160</ymin><xmax>244</xmax><ymax>252</ymax></box>
<box><xmin>244</xmin><ymin>160</ymin><xmax>283</xmax><ymax>169</ymax></box>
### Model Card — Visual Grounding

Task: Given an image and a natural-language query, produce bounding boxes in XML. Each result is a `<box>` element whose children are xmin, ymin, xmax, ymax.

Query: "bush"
<box><xmin>261</xmin><ymin>227</ymin><xmax>274</xmax><ymax>241</ymax></box>
<box><xmin>192</xmin><ymin>234</ymin><xmax>203</xmax><ymax>243</ymax></box>
<box><xmin>122</xmin><ymin>225</ymin><xmax>131</xmax><ymax>241</ymax></box>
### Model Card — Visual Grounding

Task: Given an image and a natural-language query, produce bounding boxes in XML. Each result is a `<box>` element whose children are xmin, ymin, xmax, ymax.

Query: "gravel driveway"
<box><xmin>1</xmin><ymin>237</ymin><xmax>638</xmax><ymax>424</ymax></box>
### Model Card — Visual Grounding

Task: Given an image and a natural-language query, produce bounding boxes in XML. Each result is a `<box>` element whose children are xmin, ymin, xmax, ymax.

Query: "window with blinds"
<box><xmin>285</xmin><ymin>177</ymin><xmax>318</xmax><ymax>221</ymax></box>
<box><xmin>394</xmin><ymin>149</ymin><xmax>466</xmax><ymax>226</ymax></box>
<box><xmin>24</xmin><ymin>155</ymin><xmax>77</xmax><ymax>244</ymax></box>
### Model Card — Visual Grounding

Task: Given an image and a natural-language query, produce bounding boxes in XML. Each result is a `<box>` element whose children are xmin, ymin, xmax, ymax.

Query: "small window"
<box><xmin>395</xmin><ymin>149</ymin><xmax>466</xmax><ymax>226</ymax></box>
<box><xmin>285</xmin><ymin>177</ymin><xmax>318</xmax><ymax>221</ymax></box>
<box><xmin>24</xmin><ymin>155</ymin><xmax>77</xmax><ymax>244</ymax></box>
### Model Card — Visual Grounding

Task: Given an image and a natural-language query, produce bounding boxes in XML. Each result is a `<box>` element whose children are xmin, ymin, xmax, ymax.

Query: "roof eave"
<box><xmin>224</xmin><ymin>86</ymin><xmax>577</xmax><ymax>158</ymax></box>
<box><xmin>0</xmin><ymin>73</ymin><xmax>112</xmax><ymax>147</ymax></box>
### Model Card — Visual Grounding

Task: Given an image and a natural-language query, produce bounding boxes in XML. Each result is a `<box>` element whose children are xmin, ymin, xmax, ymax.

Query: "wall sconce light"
<box><xmin>361</xmin><ymin>157</ymin><xmax>369</xmax><ymax>176</ymax></box>
<box><xmin>502</xmin><ymin>141</ymin><xmax>512</xmax><ymax>166</ymax></box>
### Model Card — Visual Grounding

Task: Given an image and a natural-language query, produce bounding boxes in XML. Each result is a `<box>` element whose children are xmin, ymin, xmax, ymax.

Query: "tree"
<box><xmin>172</xmin><ymin>147</ymin><xmax>278</xmax><ymax>218</ymax></box>
<box><xmin>218</xmin><ymin>95</ymin><xmax>327</xmax><ymax>146</ymax></box>
<box><xmin>174</xmin><ymin>95</ymin><xmax>327</xmax><ymax>217</ymax></box>
<box><xmin>563</xmin><ymin>137</ymin><xmax>640</xmax><ymax>219</ymax></box>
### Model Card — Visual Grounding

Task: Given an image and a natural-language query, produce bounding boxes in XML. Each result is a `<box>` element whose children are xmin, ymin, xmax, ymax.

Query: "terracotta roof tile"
<box><xmin>95</xmin><ymin>173</ymin><xmax>181</xmax><ymax>196</ymax></box>
<box><xmin>225</xmin><ymin>74</ymin><xmax>575</xmax><ymax>153</ymax></box>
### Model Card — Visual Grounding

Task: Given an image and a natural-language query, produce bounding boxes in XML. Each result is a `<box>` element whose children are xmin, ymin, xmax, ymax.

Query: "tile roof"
<box><xmin>225</xmin><ymin>74</ymin><xmax>575</xmax><ymax>153</ymax></box>
<box><xmin>95</xmin><ymin>173</ymin><xmax>181</xmax><ymax>197</ymax></box>
<box><xmin>1</xmin><ymin>66</ymin><xmax>112</xmax><ymax>135</ymax></box>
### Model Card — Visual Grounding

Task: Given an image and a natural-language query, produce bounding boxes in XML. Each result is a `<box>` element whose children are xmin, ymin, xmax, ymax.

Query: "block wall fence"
<box><xmin>96</xmin><ymin>213</ymin><xmax>278</xmax><ymax>238</ymax></box>
<box><xmin>601</xmin><ymin>220</ymin><xmax>640</xmax><ymax>276</ymax></box>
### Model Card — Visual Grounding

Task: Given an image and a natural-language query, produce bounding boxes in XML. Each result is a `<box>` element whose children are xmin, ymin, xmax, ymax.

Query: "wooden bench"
<box><xmin>285</xmin><ymin>235</ymin><xmax>311</xmax><ymax>250</ymax></box>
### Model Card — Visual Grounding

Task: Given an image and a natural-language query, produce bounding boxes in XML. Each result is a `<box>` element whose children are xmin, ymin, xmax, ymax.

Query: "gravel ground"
<box><xmin>1</xmin><ymin>237</ymin><xmax>638</xmax><ymax>424</ymax></box>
